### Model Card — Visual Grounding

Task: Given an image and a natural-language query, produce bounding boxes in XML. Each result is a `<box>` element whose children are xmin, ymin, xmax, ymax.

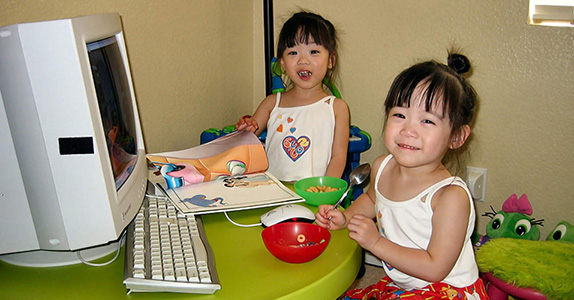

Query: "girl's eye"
<box><xmin>287</xmin><ymin>51</ymin><xmax>297</xmax><ymax>55</ymax></box>
<box><xmin>422</xmin><ymin>119</ymin><xmax>435</xmax><ymax>125</ymax></box>
<box><xmin>392</xmin><ymin>113</ymin><xmax>405</xmax><ymax>119</ymax></box>
<box><xmin>310</xmin><ymin>50</ymin><xmax>320</xmax><ymax>54</ymax></box>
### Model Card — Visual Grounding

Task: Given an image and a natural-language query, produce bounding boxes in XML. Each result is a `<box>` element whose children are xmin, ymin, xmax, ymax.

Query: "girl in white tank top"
<box><xmin>315</xmin><ymin>52</ymin><xmax>489</xmax><ymax>299</ymax></box>
<box><xmin>235</xmin><ymin>11</ymin><xmax>350</xmax><ymax>182</ymax></box>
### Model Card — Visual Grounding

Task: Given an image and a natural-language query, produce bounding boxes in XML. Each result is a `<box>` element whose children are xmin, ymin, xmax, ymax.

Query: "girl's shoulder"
<box><xmin>371</xmin><ymin>155</ymin><xmax>391</xmax><ymax>177</ymax></box>
<box><xmin>431</xmin><ymin>181</ymin><xmax>471</xmax><ymax>210</ymax></box>
<box><xmin>332</xmin><ymin>97</ymin><xmax>348</xmax><ymax>108</ymax></box>
<box><xmin>259</xmin><ymin>93</ymin><xmax>279</xmax><ymax>108</ymax></box>
<box><xmin>332</xmin><ymin>97</ymin><xmax>349</xmax><ymax>118</ymax></box>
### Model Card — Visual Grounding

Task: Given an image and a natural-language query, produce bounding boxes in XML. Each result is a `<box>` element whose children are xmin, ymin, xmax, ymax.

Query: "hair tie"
<box><xmin>447</xmin><ymin>54</ymin><xmax>470</xmax><ymax>75</ymax></box>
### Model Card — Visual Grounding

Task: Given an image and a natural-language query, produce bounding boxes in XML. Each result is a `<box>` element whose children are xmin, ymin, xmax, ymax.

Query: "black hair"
<box><xmin>276</xmin><ymin>11</ymin><xmax>338</xmax><ymax>84</ymax></box>
<box><xmin>384</xmin><ymin>51</ymin><xmax>476</xmax><ymax>135</ymax></box>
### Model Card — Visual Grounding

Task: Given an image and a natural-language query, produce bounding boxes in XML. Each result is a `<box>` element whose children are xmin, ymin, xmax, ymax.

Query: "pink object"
<box><xmin>483</xmin><ymin>272</ymin><xmax>547</xmax><ymax>300</ymax></box>
<box><xmin>502</xmin><ymin>194</ymin><xmax>533</xmax><ymax>215</ymax></box>
<box><xmin>262</xmin><ymin>222</ymin><xmax>330</xmax><ymax>263</ymax></box>
<box><xmin>167</xmin><ymin>163</ymin><xmax>204</xmax><ymax>185</ymax></box>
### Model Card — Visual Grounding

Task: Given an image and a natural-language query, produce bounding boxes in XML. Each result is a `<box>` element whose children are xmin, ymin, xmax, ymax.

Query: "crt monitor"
<box><xmin>0</xmin><ymin>13</ymin><xmax>148</xmax><ymax>267</ymax></box>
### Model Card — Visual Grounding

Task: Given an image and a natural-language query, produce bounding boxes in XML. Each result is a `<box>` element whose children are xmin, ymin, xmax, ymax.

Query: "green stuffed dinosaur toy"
<box><xmin>473</xmin><ymin>193</ymin><xmax>544</xmax><ymax>246</ymax></box>
<box><xmin>474</xmin><ymin>194</ymin><xmax>574</xmax><ymax>300</ymax></box>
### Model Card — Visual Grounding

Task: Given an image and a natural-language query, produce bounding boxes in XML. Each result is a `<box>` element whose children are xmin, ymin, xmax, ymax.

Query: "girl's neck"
<box><xmin>281</xmin><ymin>86</ymin><xmax>329</xmax><ymax>106</ymax></box>
<box><xmin>382</xmin><ymin>158</ymin><xmax>451</xmax><ymax>201</ymax></box>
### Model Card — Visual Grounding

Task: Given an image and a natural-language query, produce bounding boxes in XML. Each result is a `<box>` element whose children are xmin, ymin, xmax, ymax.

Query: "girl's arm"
<box><xmin>359</xmin><ymin>185</ymin><xmax>471</xmax><ymax>283</ymax></box>
<box><xmin>235</xmin><ymin>94</ymin><xmax>276</xmax><ymax>136</ymax></box>
<box><xmin>324</xmin><ymin>98</ymin><xmax>350</xmax><ymax>179</ymax></box>
<box><xmin>316</xmin><ymin>155</ymin><xmax>381</xmax><ymax>230</ymax></box>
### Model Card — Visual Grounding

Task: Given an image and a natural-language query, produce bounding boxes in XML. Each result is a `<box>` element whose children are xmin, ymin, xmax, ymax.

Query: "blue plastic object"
<box><xmin>271</xmin><ymin>57</ymin><xmax>285</xmax><ymax>94</ymax></box>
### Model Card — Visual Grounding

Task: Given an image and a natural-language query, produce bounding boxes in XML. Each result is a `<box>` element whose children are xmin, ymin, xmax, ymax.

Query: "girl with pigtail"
<box><xmin>316</xmin><ymin>51</ymin><xmax>489</xmax><ymax>299</ymax></box>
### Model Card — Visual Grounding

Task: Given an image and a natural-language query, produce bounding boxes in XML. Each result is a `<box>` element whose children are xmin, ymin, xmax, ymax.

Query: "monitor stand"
<box><xmin>0</xmin><ymin>239</ymin><xmax>122</xmax><ymax>267</ymax></box>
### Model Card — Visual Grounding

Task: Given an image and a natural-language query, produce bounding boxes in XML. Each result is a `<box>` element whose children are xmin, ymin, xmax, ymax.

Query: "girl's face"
<box><xmin>384</xmin><ymin>84</ymin><xmax>454</xmax><ymax>169</ymax></box>
<box><xmin>280</xmin><ymin>38</ymin><xmax>333</xmax><ymax>91</ymax></box>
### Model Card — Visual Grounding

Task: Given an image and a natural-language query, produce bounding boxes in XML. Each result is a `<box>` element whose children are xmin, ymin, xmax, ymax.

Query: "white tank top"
<box><xmin>375</xmin><ymin>155</ymin><xmax>479</xmax><ymax>289</ymax></box>
<box><xmin>265</xmin><ymin>93</ymin><xmax>336</xmax><ymax>182</ymax></box>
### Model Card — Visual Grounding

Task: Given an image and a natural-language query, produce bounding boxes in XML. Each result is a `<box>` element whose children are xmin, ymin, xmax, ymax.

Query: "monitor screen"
<box><xmin>88</xmin><ymin>37</ymin><xmax>138</xmax><ymax>190</ymax></box>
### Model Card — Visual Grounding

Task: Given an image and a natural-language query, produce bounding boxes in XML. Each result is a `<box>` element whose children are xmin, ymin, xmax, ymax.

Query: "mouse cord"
<box><xmin>77</xmin><ymin>230</ymin><xmax>126</xmax><ymax>267</ymax></box>
<box><xmin>224</xmin><ymin>211</ymin><xmax>262</xmax><ymax>227</ymax></box>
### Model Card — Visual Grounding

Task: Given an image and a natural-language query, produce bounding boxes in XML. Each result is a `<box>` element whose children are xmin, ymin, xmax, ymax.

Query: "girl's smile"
<box><xmin>280</xmin><ymin>40</ymin><xmax>333</xmax><ymax>90</ymax></box>
<box><xmin>384</xmin><ymin>85</ymin><xmax>453</xmax><ymax>169</ymax></box>
<box><xmin>297</xmin><ymin>70</ymin><xmax>312</xmax><ymax>79</ymax></box>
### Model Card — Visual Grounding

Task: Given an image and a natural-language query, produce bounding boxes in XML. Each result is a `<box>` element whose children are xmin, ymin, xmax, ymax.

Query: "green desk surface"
<box><xmin>0</xmin><ymin>205</ymin><xmax>361</xmax><ymax>300</ymax></box>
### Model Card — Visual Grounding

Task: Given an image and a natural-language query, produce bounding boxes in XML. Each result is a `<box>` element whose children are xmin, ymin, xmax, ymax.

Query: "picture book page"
<box><xmin>151</xmin><ymin>171</ymin><xmax>303</xmax><ymax>215</ymax></box>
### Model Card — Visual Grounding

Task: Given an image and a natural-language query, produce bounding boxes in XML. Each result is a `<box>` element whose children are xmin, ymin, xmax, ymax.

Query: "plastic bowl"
<box><xmin>261</xmin><ymin>222</ymin><xmax>331</xmax><ymax>263</ymax></box>
<box><xmin>294</xmin><ymin>176</ymin><xmax>348</xmax><ymax>206</ymax></box>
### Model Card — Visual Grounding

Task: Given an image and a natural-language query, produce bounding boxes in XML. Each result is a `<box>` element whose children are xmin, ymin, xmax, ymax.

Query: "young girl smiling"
<box><xmin>316</xmin><ymin>52</ymin><xmax>489</xmax><ymax>299</ymax></box>
<box><xmin>236</xmin><ymin>11</ymin><xmax>349</xmax><ymax>182</ymax></box>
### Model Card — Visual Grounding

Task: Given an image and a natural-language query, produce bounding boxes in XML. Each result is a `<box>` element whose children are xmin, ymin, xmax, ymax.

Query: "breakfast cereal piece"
<box><xmin>306</xmin><ymin>185</ymin><xmax>341</xmax><ymax>193</ymax></box>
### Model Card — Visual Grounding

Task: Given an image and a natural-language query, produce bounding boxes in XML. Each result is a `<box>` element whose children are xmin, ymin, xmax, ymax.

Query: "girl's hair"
<box><xmin>276</xmin><ymin>11</ymin><xmax>338</xmax><ymax>85</ymax></box>
<box><xmin>384</xmin><ymin>51</ymin><xmax>477</xmax><ymax>136</ymax></box>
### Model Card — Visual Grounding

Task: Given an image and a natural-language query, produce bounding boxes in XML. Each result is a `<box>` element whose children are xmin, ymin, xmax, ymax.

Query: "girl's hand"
<box><xmin>315</xmin><ymin>205</ymin><xmax>347</xmax><ymax>230</ymax></box>
<box><xmin>347</xmin><ymin>214</ymin><xmax>380</xmax><ymax>251</ymax></box>
<box><xmin>235</xmin><ymin>115</ymin><xmax>259</xmax><ymax>133</ymax></box>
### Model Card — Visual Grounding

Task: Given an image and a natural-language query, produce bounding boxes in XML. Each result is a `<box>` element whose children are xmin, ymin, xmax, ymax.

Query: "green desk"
<box><xmin>0</xmin><ymin>205</ymin><xmax>361</xmax><ymax>300</ymax></box>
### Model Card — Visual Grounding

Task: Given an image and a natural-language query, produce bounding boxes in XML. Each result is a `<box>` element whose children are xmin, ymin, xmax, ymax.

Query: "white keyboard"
<box><xmin>123</xmin><ymin>196</ymin><xmax>221</xmax><ymax>294</ymax></box>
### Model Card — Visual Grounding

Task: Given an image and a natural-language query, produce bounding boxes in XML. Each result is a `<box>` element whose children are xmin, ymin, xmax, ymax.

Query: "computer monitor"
<box><xmin>0</xmin><ymin>13</ymin><xmax>148</xmax><ymax>267</ymax></box>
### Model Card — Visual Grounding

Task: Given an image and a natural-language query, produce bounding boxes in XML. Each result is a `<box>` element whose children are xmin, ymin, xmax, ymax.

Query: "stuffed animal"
<box><xmin>546</xmin><ymin>221</ymin><xmax>574</xmax><ymax>243</ymax></box>
<box><xmin>476</xmin><ymin>238</ymin><xmax>574</xmax><ymax>300</ymax></box>
<box><xmin>474</xmin><ymin>194</ymin><xmax>574</xmax><ymax>299</ymax></box>
<box><xmin>481</xmin><ymin>194</ymin><xmax>544</xmax><ymax>240</ymax></box>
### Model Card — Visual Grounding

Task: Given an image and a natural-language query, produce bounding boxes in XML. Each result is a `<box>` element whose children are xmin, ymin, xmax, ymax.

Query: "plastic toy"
<box><xmin>270</xmin><ymin>57</ymin><xmax>285</xmax><ymax>94</ymax></box>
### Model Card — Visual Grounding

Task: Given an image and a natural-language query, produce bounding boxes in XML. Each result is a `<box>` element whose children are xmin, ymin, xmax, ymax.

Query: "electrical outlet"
<box><xmin>466</xmin><ymin>167</ymin><xmax>487</xmax><ymax>202</ymax></box>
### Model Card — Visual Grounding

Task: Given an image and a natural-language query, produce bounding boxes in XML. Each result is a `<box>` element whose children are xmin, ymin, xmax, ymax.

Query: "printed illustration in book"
<box><xmin>147</xmin><ymin>130</ymin><xmax>302</xmax><ymax>214</ymax></box>
<box><xmin>153</xmin><ymin>171</ymin><xmax>303</xmax><ymax>214</ymax></box>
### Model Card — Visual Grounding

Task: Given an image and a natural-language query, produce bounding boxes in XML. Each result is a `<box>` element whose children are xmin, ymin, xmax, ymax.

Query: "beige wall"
<box><xmin>2</xmin><ymin>0</ymin><xmax>572</xmax><ymax>238</ymax></box>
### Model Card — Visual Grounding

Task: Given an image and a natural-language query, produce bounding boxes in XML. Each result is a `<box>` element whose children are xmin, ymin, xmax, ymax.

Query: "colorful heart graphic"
<box><xmin>282</xmin><ymin>136</ymin><xmax>310</xmax><ymax>161</ymax></box>
<box><xmin>287</xmin><ymin>117</ymin><xmax>293</xmax><ymax>123</ymax></box>
<box><xmin>290</xmin><ymin>127</ymin><xmax>296</xmax><ymax>133</ymax></box>
<box><xmin>276</xmin><ymin>124</ymin><xmax>283</xmax><ymax>132</ymax></box>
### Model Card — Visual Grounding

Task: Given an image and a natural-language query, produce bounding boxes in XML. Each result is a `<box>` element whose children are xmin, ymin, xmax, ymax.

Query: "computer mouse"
<box><xmin>260</xmin><ymin>204</ymin><xmax>315</xmax><ymax>228</ymax></box>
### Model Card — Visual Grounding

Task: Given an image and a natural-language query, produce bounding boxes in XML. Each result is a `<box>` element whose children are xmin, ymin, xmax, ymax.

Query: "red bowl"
<box><xmin>261</xmin><ymin>222</ymin><xmax>331</xmax><ymax>263</ymax></box>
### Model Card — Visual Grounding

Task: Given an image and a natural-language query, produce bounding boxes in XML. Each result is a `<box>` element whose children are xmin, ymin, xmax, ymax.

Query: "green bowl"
<box><xmin>294</xmin><ymin>176</ymin><xmax>348</xmax><ymax>206</ymax></box>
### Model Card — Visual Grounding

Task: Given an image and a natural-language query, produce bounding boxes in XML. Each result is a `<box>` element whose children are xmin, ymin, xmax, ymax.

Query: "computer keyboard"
<box><xmin>123</xmin><ymin>195</ymin><xmax>221</xmax><ymax>294</ymax></box>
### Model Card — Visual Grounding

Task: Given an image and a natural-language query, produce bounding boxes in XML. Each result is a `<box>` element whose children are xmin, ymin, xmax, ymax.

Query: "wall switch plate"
<box><xmin>466</xmin><ymin>167</ymin><xmax>487</xmax><ymax>202</ymax></box>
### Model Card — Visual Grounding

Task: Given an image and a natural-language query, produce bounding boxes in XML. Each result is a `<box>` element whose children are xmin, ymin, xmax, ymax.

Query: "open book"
<box><xmin>147</xmin><ymin>131</ymin><xmax>302</xmax><ymax>214</ymax></box>
<box><xmin>150</xmin><ymin>170</ymin><xmax>302</xmax><ymax>215</ymax></box>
